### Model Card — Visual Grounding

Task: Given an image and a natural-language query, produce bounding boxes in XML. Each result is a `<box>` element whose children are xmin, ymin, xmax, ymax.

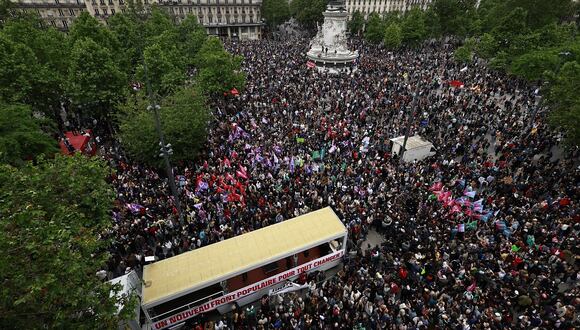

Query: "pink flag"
<box><xmin>438</xmin><ymin>191</ymin><xmax>451</xmax><ymax>202</ymax></box>
<box><xmin>429</xmin><ymin>182</ymin><xmax>443</xmax><ymax>191</ymax></box>
<box><xmin>236</xmin><ymin>165</ymin><xmax>248</xmax><ymax>180</ymax></box>
<box><xmin>466</xmin><ymin>281</ymin><xmax>477</xmax><ymax>292</ymax></box>
<box><xmin>223</xmin><ymin>157</ymin><xmax>231</xmax><ymax>168</ymax></box>
<box><xmin>451</xmin><ymin>205</ymin><xmax>462</xmax><ymax>213</ymax></box>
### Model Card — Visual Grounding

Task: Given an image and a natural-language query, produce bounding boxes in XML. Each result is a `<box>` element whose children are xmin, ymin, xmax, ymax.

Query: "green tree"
<box><xmin>477</xmin><ymin>32</ymin><xmax>498</xmax><ymax>58</ymax></box>
<box><xmin>454</xmin><ymin>45</ymin><xmax>473</xmax><ymax>63</ymax></box>
<box><xmin>546</xmin><ymin>61</ymin><xmax>580</xmax><ymax>145</ymax></box>
<box><xmin>0</xmin><ymin>103</ymin><xmax>58</xmax><ymax>166</ymax></box>
<box><xmin>432</xmin><ymin>0</ymin><xmax>477</xmax><ymax>36</ymax></box>
<box><xmin>0</xmin><ymin>34</ymin><xmax>40</xmax><ymax>105</ymax></box>
<box><xmin>194</xmin><ymin>37</ymin><xmax>246</xmax><ymax>95</ymax></box>
<box><xmin>365</xmin><ymin>13</ymin><xmax>385</xmax><ymax>44</ymax></box>
<box><xmin>348</xmin><ymin>10</ymin><xmax>365</xmax><ymax>36</ymax></box>
<box><xmin>400</xmin><ymin>7</ymin><xmax>427</xmax><ymax>46</ymax></box>
<box><xmin>68</xmin><ymin>11</ymin><xmax>120</xmax><ymax>53</ymax></box>
<box><xmin>137</xmin><ymin>42</ymin><xmax>186</xmax><ymax>98</ymax></box>
<box><xmin>0</xmin><ymin>0</ymin><xmax>12</xmax><ymax>25</ymax></box>
<box><xmin>506</xmin><ymin>0</ymin><xmax>574</xmax><ymax>30</ymax></box>
<box><xmin>510</xmin><ymin>50</ymin><xmax>560</xmax><ymax>81</ymax></box>
<box><xmin>489</xmin><ymin>50</ymin><xmax>509</xmax><ymax>70</ymax></box>
<box><xmin>118</xmin><ymin>86</ymin><xmax>210</xmax><ymax>166</ymax></box>
<box><xmin>108</xmin><ymin>12</ymin><xmax>142</xmax><ymax>73</ymax></box>
<box><xmin>290</xmin><ymin>0</ymin><xmax>327</xmax><ymax>29</ymax></box>
<box><xmin>177</xmin><ymin>15</ymin><xmax>207</xmax><ymax>65</ymax></box>
<box><xmin>67</xmin><ymin>38</ymin><xmax>127</xmax><ymax>122</ymax></box>
<box><xmin>0</xmin><ymin>154</ymin><xmax>137</xmax><ymax>328</ymax></box>
<box><xmin>0</xmin><ymin>17</ymin><xmax>70</xmax><ymax>120</ymax></box>
<box><xmin>492</xmin><ymin>7</ymin><xmax>528</xmax><ymax>40</ymax></box>
<box><xmin>424</xmin><ymin>7</ymin><xmax>442</xmax><ymax>38</ymax></box>
<box><xmin>262</xmin><ymin>0</ymin><xmax>291</xmax><ymax>29</ymax></box>
<box><xmin>144</xmin><ymin>6</ymin><xmax>176</xmax><ymax>40</ymax></box>
<box><xmin>383</xmin><ymin>23</ymin><xmax>403</xmax><ymax>49</ymax></box>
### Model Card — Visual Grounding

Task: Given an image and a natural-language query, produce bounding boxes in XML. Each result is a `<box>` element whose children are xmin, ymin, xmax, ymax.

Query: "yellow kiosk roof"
<box><xmin>142</xmin><ymin>207</ymin><xmax>346</xmax><ymax>306</ymax></box>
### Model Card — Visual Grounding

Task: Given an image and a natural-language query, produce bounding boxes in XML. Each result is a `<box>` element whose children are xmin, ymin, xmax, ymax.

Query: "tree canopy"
<box><xmin>262</xmin><ymin>0</ymin><xmax>291</xmax><ymax>29</ymax></box>
<box><xmin>365</xmin><ymin>13</ymin><xmax>385</xmax><ymax>44</ymax></box>
<box><xmin>348</xmin><ymin>10</ymin><xmax>364</xmax><ymax>36</ymax></box>
<box><xmin>290</xmin><ymin>0</ymin><xmax>327</xmax><ymax>29</ymax></box>
<box><xmin>194</xmin><ymin>37</ymin><xmax>246</xmax><ymax>96</ymax></box>
<box><xmin>0</xmin><ymin>155</ymin><xmax>136</xmax><ymax>328</ymax></box>
<box><xmin>0</xmin><ymin>103</ymin><xmax>58</xmax><ymax>166</ymax></box>
<box><xmin>383</xmin><ymin>23</ymin><xmax>403</xmax><ymax>49</ymax></box>
<box><xmin>118</xmin><ymin>86</ymin><xmax>210</xmax><ymax>167</ymax></box>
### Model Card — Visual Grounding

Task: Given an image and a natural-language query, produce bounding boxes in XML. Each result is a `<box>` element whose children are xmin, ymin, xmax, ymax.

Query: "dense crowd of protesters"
<box><xmin>99</xmin><ymin>36</ymin><xmax>579</xmax><ymax>329</ymax></box>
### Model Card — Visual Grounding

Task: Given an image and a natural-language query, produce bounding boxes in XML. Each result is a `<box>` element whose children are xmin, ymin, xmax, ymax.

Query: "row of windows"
<box><xmin>346</xmin><ymin>0</ymin><xmax>430</xmax><ymax>5</ymax></box>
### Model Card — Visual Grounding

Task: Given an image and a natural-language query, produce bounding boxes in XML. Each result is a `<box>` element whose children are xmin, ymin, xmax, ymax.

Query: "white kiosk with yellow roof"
<box><xmin>142</xmin><ymin>207</ymin><xmax>347</xmax><ymax>329</ymax></box>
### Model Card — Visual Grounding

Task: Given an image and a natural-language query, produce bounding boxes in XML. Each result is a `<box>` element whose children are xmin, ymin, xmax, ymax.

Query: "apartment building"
<box><xmin>9</xmin><ymin>0</ymin><xmax>263</xmax><ymax>40</ymax></box>
<box><xmin>346</xmin><ymin>0</ymin><xmax>432</xmax><ymax>19</ymax></box>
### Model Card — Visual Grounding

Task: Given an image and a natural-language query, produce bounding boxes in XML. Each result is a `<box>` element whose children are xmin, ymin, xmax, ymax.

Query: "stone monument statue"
<box><xmin>306</xmin><ymin>0</ymin><xmax>359</xmax><ymax>73</ymax></box>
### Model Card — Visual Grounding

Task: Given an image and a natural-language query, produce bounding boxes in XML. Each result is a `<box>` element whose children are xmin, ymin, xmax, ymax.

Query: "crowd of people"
<box><xmin>99</xmin><ymin>36</ymin><xmax>579</xmax><ymax>329</ymax></box>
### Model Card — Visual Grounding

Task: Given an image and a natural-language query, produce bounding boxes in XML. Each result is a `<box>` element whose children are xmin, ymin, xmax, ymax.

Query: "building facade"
<box><xmin>10</xmin><ymin>0</ymin><xmax>263</xmax><ymax>40</ymax></box>
<box><xmin>346</xmin><ymin>0</ymin><xmax>432</xmax><ymax>19</ymax></box>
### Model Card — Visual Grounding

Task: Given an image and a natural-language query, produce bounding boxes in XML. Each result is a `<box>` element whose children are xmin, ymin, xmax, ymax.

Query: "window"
<box><xmin>69</xmin><ymin>8</ymin><xmax>75</xmax><ymax>15</ymax></box>
<box><xmin>262</xmin><ymin>261</ymin><xmax>279</xmax><ymax>274</ymax></box>
<box><xmin>99</xmin><ymin>0</ymin><xmax>104</xmax><ymax>4</ymax></box>
<box><xmin>94</xmin><ymin>8</ymin><xmax>99</xmax><ymax>15</ymax></box>
<box><xmin>62</xmin><ymin>20</ymin><xmax>68</xmax><ymax>28</ymax></box>
<box><xmin>119</xmin><ymin>0</ymin><xmax>124</xmax><ymax>4</ymax></box>
<box><xmin>58</xmin><ymin>9</ymin><xmax>64</xmax><ymax>16</ymax></box>
<box><xmin>54</xmin><ymin>0</ymin><xmax>59</xmax><ymax>4</ymax></box>
<box><xmin>111</xmin><ymin>8</ymin><xmax>115</xmax><ymax>14</ymax></box>
<box><xmin>103</xmin><ymin>8</ymin><xmax>108</xmax><ymax>15</ymax></box>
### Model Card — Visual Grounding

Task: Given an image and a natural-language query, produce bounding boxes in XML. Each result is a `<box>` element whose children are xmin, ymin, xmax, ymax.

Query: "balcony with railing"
<box><xmin>13</xmin><ymin>0</ymin><xmax>85</xmax><ymax>8</ymax></box>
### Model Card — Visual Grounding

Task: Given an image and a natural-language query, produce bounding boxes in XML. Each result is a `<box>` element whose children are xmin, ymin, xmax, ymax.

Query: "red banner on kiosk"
<box><xmin>152</xmin><ymin>250</ymin><xmax>344</xmax><ymax>329</ymax></box>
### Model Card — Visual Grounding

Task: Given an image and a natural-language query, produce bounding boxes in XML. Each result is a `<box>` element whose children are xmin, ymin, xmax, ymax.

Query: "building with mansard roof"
<box><xmin>345</xmin><ymin>0</ymin><xmax>432</xmax><ymax>19</ymax></box>
<box><xmin>9</xmin><ymin>0</ymin><xmax>263</xmax><ymax>40</ymax></box>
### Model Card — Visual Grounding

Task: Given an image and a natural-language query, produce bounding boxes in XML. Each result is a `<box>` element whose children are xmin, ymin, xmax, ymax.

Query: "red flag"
<box><xmin>230</xmin><ymin>88</ymin><xmax>239</xmax><ymax>96</ymax></box>
<box><xmin>429</xmin><ymin>182</ymin><xmax>443</xmax><ymax>191</ymax></box>
<box><xmin>449</xmin><ymin>80</ymin><xmax>464</xmax><ymax>88</ymax></box>
<box><xmin>306</xmin><ymin>60</ymin><xmax>316</xmax><ymax>68</ymax></box>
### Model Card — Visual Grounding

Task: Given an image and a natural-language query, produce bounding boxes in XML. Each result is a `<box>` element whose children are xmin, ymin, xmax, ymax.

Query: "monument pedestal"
<box><xmin>306</xmin><ymin>1</ymin><xmax>359</xmax><ymax>73</ymax></box>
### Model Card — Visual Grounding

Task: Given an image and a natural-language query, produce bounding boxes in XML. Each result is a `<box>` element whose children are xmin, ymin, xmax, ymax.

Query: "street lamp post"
<box><xmin>400</xmin><ymin>87</ymin><xmax>420</xmax><ymax>161</ymax></box>
<box><xmin>142</xmin><ymin>59</ymin><xmax>185</xmax><ymax>226</ymax></box>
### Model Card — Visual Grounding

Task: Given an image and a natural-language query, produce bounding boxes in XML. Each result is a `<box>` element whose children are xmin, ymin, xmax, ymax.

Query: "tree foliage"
<box><xmin>383</xmin><ymin>23</ymin><xmax>403</xmax><ymax>49</ymax></box>
<box><xmin>118</xmin><ymin>86</ymin><xmax>210</xmax><ymax>166</ymax></box>
<box><xmin>400</xmin><ymin>7</ymin><xmax>427</xmax><ymax>46</ymax></box>
<box><xmin>546</xmin><ymin>61</ymin><xmax>580</xmax><ymax>145</ymax></box>
<box><xmin>365</xmin><ymin>13</ymin><xmax>385</xmax><ymax>44</ymax></box>
<box><xmin>195</xmin><ymin>37</ymin><xmax>246</xmax><ymax>95</ymax></box>
<box><xmin>510</xmin><ymin>50</ymin><xmax>560</xmax><ymax>81</ymax></box>
<box><xmin>348</xmin><ymin>10</ymin><xmax>364</xmax><ymax>36</ymax></box>
<box><xmin>262</xmin><ymin>0</ymin><xmax>291</xmax><ymax>29</ymax></box>
<box><xmin>0</xmin><ymin>17</ymin><xmax>69</xmax><ymax>120</ymax></box>
<box><xmin>290</xmin><ymin>0</ymin><xmax>326</xmax><ymax>29</ymax></box>
<box><xmin>454</xmin><ymin>45</ymin><xmax>473</xmax><ymax>63</ymax></box>
<box><xmin>0</xmin><ymin>154</ymin><xmax>136</xmax><ymax>328</ymax></box>
<box><xmin>67</xmin><ymin>38</ymin><xmax>127</xmax><ymax>122</ymax></box>
<box><xmin>0</xmin><ymin>103</ymin><xmax>58</xmax><ymax>166</ymax></box>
